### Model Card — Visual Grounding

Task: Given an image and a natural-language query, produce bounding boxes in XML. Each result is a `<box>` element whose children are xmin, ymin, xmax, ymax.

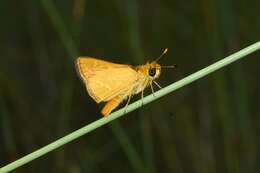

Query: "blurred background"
<box><xmin>0</xmin><ymin>0</ymin><xmax>260</xmax><ymax>172</ymax></box>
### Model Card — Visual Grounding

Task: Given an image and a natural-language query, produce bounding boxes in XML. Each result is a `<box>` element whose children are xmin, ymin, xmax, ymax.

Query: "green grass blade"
<box><xmin>0</xmin><ymin>41</ymin><xmax>260</xmax><ymax>173</ymax></box>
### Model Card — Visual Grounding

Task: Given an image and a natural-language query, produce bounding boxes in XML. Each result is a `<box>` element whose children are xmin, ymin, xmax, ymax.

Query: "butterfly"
<box><xmin>76</xmin><ymin>49</ymin><xmax>176</xmax><ymax>116</ymax></box>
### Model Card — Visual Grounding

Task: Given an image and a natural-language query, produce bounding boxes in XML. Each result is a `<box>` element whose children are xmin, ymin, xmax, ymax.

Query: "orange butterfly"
<box><xmin>75</xmin><ymin>49</ymin><xmax>176</xmax><ymax>116</ymax></box>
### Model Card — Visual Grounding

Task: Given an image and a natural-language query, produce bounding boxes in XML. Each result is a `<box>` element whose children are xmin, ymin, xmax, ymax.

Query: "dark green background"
<box><xmin>0</xmin><ymin>0</ymin><xmax>260</xmax><ymax>172</ymax></box>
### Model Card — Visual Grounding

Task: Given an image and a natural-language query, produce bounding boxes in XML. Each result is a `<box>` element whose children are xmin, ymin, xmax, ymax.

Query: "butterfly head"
<box><xmin>137</xmin><ymin>48</ymin><xmax>177</xmax><ymax>80</ymax></box>
<box><xmin>147</xmin><ymin>62</ymin><xmax>161</xmax><ymax>79</ymax></box>
<box><xmin>147</xmin><ymin>48</ymin><xmax>177</xmax><ymax>79</ymax></box>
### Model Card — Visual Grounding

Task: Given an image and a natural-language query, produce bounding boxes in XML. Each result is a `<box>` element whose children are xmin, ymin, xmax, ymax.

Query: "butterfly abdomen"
<box><xmin>101</xmin><ymin>95</ymin><xmax>124</xmax><ymax>116</ymax></box>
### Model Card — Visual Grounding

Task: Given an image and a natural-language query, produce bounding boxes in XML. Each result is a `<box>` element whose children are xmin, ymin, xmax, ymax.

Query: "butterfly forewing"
<box><xmin>76</xmin><ymin>57</ymin><xmax>138</xmax><ymax>103</ymax></box>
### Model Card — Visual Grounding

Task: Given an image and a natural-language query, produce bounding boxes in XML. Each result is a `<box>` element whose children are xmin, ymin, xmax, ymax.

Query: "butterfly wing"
<box><xmin>76</xmin><ymin>57</ymin><xmax>137</xmax><ymax>103</ymax></box>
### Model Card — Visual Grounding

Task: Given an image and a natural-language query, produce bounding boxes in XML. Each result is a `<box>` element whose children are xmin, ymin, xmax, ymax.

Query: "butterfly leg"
<box><xmin>141</xmin><ymin>90</ymin><xmax>144</xmax><ymax>106</ymax></box>
<box><xmin>124</xmin><ymin>92</ymin><xmax>133</xmax><ymax>114</ymax></box>
<box><xmin>150</xmin><ymin>82</ymin><xmax>155</xmax><ymax>97</ymax></box>
<box><xmin>153</xmin><ymin>80</ymin><xmax>162</xmax><ymax>89</ymax></box>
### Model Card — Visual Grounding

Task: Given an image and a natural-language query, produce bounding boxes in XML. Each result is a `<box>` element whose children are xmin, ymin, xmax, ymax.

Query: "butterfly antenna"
<box><xmin>154</xmin><ymin>48</ymin><xmax>168</xmax><ymax>62</ymax></box>
<box><xmin>161</xmin><ymin>64</ymin><xmax>178</xmax><ymax>68</ymax></box>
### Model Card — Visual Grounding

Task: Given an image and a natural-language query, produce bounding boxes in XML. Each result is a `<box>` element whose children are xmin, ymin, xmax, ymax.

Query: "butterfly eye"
<box><xmin>149</xmin><ymin>68</ymin><xmax>156</xmax><ymax>77</ymax></box>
